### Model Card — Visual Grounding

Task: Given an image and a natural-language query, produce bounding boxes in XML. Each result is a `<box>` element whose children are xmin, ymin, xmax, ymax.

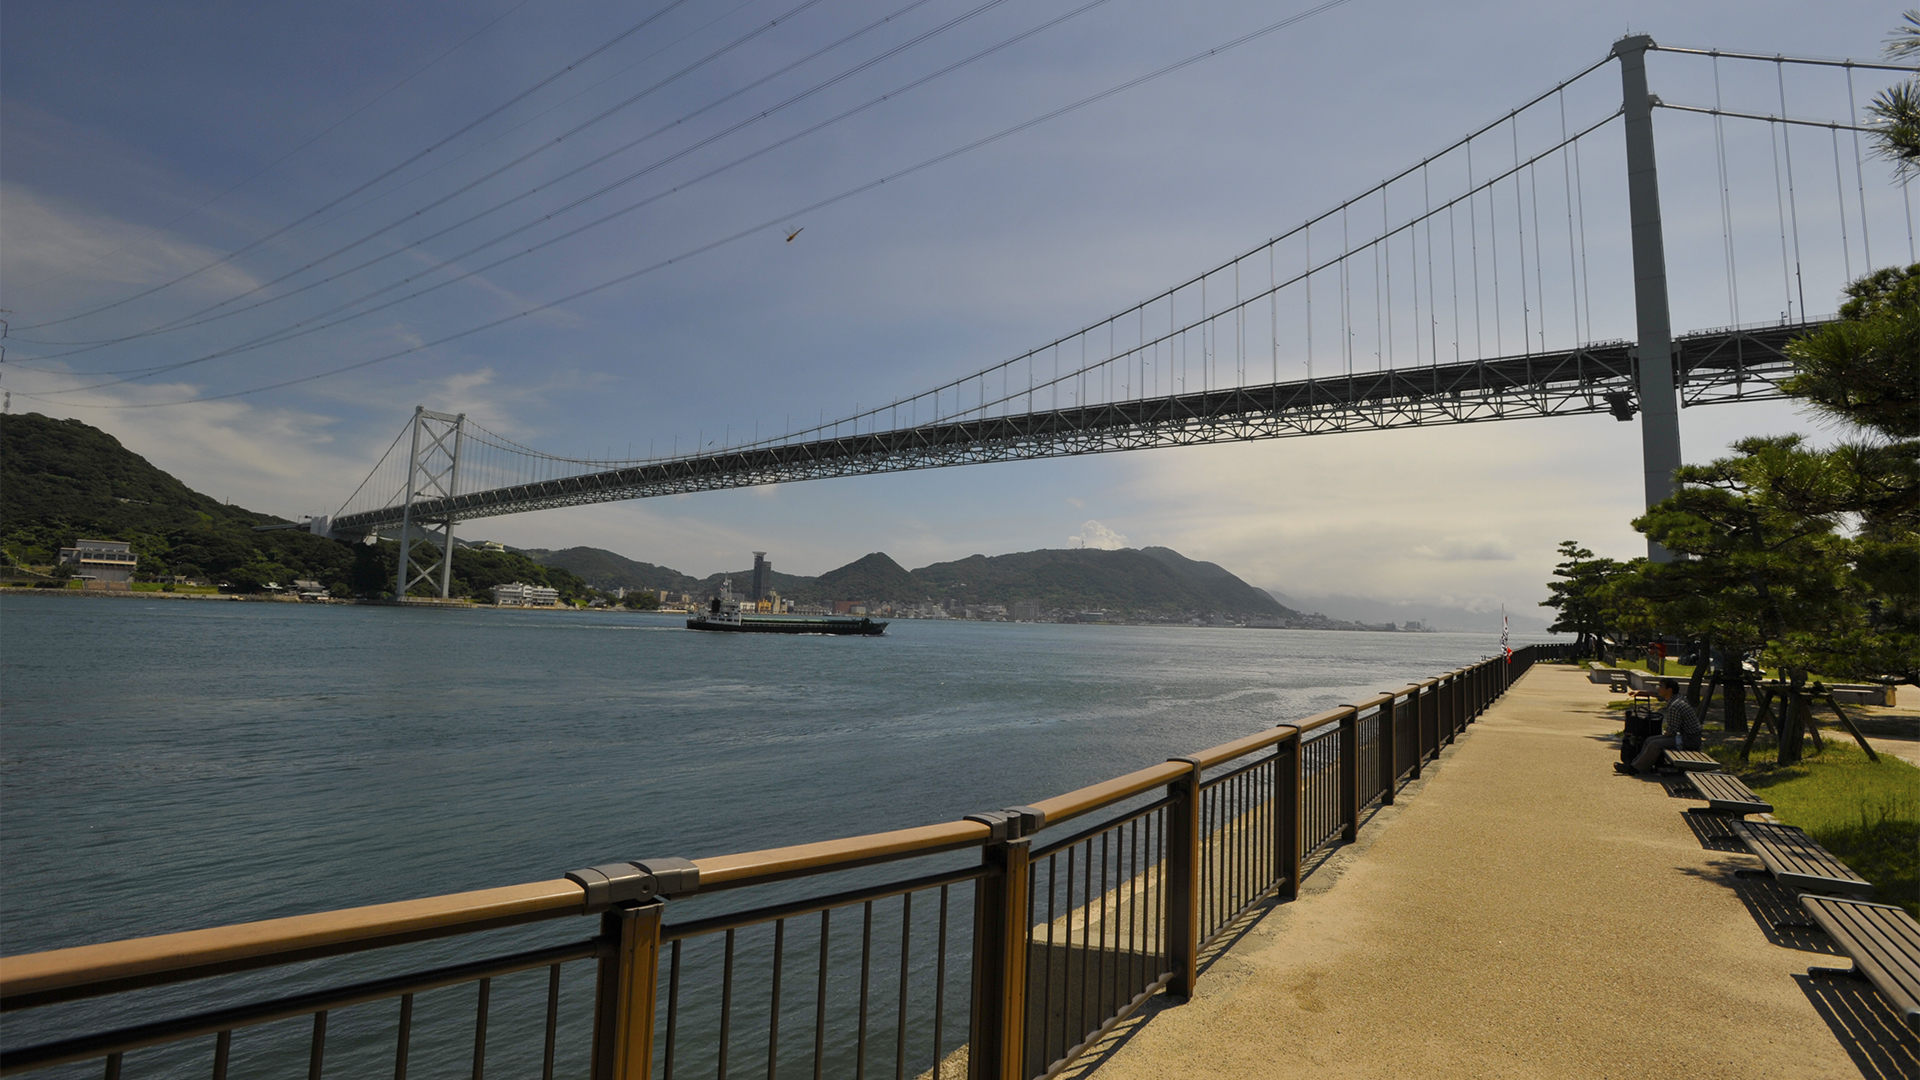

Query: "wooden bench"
<box><xmin>1729</xmin><ymin>820</ymin><xmax>1875</xmax><ymax>897</ymax></box>
<box><xmin>1799</xmin><ymin>895</ymin><xmax>1920</xmax><ymax>1032</ymax></box>
<box><xmin>1679</xmin><ymin>770</ymin><xmax>1772</xmax><ymax>815</ymax></box>
<box><xmin>1662</xmin><ymin>749</ymin><xmax>1722</xmax><ymax>772</ymax></box>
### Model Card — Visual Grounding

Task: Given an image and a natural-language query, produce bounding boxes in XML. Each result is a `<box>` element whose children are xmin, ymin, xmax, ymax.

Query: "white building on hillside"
<box><xmin>492</xmin><ymin>582</ymin><xmax>560</xmax><ymax>607</ymax></box>
<box><xmin>59</xmin><ymin>539</ymin><xmax>137</xmax><ymax>583</ymax></box>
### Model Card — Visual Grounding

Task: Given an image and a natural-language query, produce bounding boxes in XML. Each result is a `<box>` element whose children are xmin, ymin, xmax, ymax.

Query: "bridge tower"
<box><xmin>1614</xmin><ymin>34</ymin><xmax>1681</xmax><ymax>562</ymax></box>
<box><xmin>395</xmin><ymin>407</ymin><xmax>466</xmax><ymax>599</ymax></box>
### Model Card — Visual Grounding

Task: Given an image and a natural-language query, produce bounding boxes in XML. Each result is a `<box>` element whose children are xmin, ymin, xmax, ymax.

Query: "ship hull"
<box><xmin>686</xmin><ymin>615</ymin><xmax>887</xmax><ymax>636</ymax></box>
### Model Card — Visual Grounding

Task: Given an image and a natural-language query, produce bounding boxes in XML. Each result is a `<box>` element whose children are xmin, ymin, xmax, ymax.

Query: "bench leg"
<box><xmin>1807</xmin><ymin>965</ymin><xmax>1865</xmax><ymax>980</ymax></box>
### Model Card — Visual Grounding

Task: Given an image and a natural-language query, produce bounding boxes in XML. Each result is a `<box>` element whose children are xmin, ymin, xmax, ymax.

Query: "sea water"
<box><xmin>1</xmin><ymin>592</ymin><xmax>1544</xmax><ymax>954</ymax></box>
<box><xmin>1</xmin><ymin>592</ymin><xmax>1548</xmax><ymax>1074</ymax></box>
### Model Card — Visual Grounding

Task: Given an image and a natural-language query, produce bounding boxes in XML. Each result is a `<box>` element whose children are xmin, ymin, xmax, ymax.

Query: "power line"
<box><xmin>25</xmin><ymin>0</ymin><xmax>1121</xmax><ymax>392</ymax></box>
<box><xmin>15</xmin><ymin>0</ymin><xmax>697</xmax><ymax>330</ymax></box>
<box><xmin>4</xmin><ymin>0</ymin><xmax>537</xmax><ymax>295</ymax></box>
<box><xmin>19</xmin><ymin>0</ymin><xmax>852</xmax><ymax>356</ymax></box>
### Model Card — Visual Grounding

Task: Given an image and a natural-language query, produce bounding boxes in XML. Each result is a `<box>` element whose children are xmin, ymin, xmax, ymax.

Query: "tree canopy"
<box><xmin>1545</xmin><ymin>256</ymin><xmax>1919</xmax><ymax>762</ymax></box>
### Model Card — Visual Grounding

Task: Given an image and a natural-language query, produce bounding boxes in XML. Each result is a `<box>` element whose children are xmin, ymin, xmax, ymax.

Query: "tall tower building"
<box><xmin>751</xmin><ymin>552</ymin><xmax>769</xmax><ymax>603</ymax></box>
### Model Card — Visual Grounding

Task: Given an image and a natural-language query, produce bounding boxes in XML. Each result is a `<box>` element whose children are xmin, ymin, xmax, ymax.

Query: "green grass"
<box><xmin>1709</xmin><ymin>740</ymin><xmax>1920</xmax><ymax>917</ymax></box>
<box><xmin>1605</xmin><ymin>656</ymin><xmax>1699</xmax><ymax>679</ymax></box>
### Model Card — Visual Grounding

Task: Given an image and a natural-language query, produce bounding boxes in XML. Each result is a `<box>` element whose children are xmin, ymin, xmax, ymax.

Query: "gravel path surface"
<box><xmin>1070</xmin><ymin>664</ymin><xmax>1901</xmax><ymax>1080</ymax></box>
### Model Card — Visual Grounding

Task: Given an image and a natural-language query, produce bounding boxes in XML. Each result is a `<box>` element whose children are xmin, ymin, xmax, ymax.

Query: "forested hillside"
<box><xmin>1</xmin><ymin>413</ymin><xmax>582</xmax><ymax>599</ymax></box>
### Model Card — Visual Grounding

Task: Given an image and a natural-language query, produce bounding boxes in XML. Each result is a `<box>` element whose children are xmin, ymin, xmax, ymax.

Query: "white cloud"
<box><xmin>1113</xmin><ymin>418</ymin><xmax>1650</xmax><ymax>610</ymax></box>
<box><xmin>3</xmin><ymin>365</ymin><xmax>357</xmax><ymax>520</ymax></box>
<box><xmin>1412</xmin><ymin>536</ymin><xmax>1516</xmax><ymax>561</ymax></box>
<box><xmin>1</xmin><ymin>182</ymin><xmax>262</xmax><ymax>298</ymax></box>
<box><xmin>1069</xmin><ymin>519</ymin><xmax>1129</xmax><ymax>550</ymax></box>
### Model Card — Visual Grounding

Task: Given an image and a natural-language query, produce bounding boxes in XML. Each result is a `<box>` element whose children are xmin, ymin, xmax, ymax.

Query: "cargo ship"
<box><xmin>686</xmin><ymin>583</ymin><xmax>886</xmax><ymax>636</ymax></box>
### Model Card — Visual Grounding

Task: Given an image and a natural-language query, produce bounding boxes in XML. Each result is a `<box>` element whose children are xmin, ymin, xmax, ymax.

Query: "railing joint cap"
<box><xmin>566</xmin><ymin>856</ymin><xmax>699</xmax><ymax>914</ymax></box>
<box><xmin>963</xmin><ymin>809</ymin><xmax>1013</xmax><ymax>842</ymax></box>
<box><xmin>1002</xmin><ymin>805</ymin><xmax>1047</xmax><ymax>837</ymax></box>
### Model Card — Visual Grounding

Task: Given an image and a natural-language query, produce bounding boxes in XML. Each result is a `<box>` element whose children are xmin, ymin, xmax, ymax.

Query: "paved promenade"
<box><xmin>1075</xmin><ymin>663</ymin><xmax>1911</xmax><ymax>1080</ymax></box>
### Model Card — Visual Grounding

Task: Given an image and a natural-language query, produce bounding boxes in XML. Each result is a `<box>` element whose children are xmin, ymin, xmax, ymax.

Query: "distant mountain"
<box><xmin>523</xmin><ymin>546</ymin><xmax>701</xmax><ymax>593</ymax></box>
<box><xmin>817</xmin><ymin>552</ymin><xmax>917</xmax><ymax>601</ymax></box>
<box><xmin>911</xmin><ymin>547</ymin><xmax>1291</xmax><ymax>617</ymax></box>
<box><xmin>513</xmin><ymin>540</ymin><xmax>1288</xmax><ymax>617</ymax></box>
<box><xmin>1139</xmin><ymin>546</ymin><xmax>1285</xmax><ymax>614</ymax></box>
<box><xmin>693</xmin><ymin>566</ymin><xmax>821</xmax><ymax>601</ymax></box>
<box><xmin>1266</xmin><ymin>589</ymin><xmax>1550</xmax><ymax>633</ymax></box>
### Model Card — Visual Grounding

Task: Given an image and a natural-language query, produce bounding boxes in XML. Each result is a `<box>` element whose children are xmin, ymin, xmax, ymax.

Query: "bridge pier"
<box><xmin>1615</xmin><ymin>34</ymin><xmax>1681</xmax><ymax>563</ymax></box>
<box><xmin>394</xmin><ymin>407</ymin><xmax>466</xmax><ymax>599</ymax></box>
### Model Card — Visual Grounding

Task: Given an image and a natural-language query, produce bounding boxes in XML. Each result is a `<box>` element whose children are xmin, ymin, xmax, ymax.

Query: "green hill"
<box><xmin>1138</xmin><ymin>546</ymin><xmax>1286</xmax><ymax>614</ymax></box>
<box><xmin>1</xmin><ymin>412</ymin><xmax>582</xmax><ymax>600</ymax></box>
<box><xmin>910</xmin><ymin>547</ymin><xmax>1290</xmax><ymax>616</ymax></box>
<box><xmin>1</xmin><ymin>413</ymin><xmax>263</xmax><ymax>535</ymax></box>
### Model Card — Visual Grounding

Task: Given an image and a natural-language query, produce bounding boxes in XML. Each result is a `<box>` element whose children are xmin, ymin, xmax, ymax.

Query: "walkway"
<box><xmin>1073</xmin><ymin>663</ymin><xmax>1913</xmax><ymax>1080</ymax></box>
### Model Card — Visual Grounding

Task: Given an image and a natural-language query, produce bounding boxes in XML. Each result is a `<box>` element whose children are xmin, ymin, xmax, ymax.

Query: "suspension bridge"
<box><xmin>302</xmin><ymin>35</ymin><xmax>1909</xmax><ymax>597</ymax></box>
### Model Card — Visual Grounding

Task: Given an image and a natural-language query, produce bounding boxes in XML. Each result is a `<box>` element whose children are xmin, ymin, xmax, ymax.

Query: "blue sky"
<box><xmin>1</xmin><ymin>0</ymin><xmax>1905</xmax><ymax>623</ymax></box>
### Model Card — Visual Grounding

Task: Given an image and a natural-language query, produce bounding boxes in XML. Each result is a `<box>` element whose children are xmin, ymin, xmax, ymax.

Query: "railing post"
<box><xmin>969</xmin><ymin>832</ymin><xmax>1030</xmax><ymax>1080</ymax></box>
<box><xmin>590</xmin><ymin>900</ymin><xmax>665</xmax><ymax>1080</ymax></box>
<box><xmin>1337</xmin><ymin>709</ymin><xmax>1359</xmax><ymax>843</ymax></box>
<box><xmin>1406</xmin><ymin>689</ymin><xmax>1424</xmax><ymax>780</ymax></box>
<box><xmin>1165</xmin><ymin>757</ymin><xmax>1202</xmax><ymax>999</ymax></box>
<box><xmin>1429</xmin><ymin>682</ymin><xmax>1447</xmax><ymax>747</ymax></box>
<box><xmin>1376</xmin><ymin>698</ymin><xmax>1397</xmax><ymax>806</ymax></box>
<box><xmin>1276</xmin><ymin>735</ymin><xmax>1303</xmax><ymax>900</ymax></box>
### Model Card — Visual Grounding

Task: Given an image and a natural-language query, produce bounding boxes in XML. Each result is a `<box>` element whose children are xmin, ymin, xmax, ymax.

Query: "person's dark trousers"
<box><xmin>1630</xmin><ymin>734</ymin><xmax>1679</xmax><ymax>772</ymax></box>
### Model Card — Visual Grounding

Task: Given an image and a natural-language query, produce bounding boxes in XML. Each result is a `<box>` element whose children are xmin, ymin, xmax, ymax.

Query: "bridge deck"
<box><xmin>1070</xmin><ymin>663</ymin><xmax>1896</xmax><ymax>1080</ymax></box>
<box><xmin>332</xmin><ymin>322</ymin><xmax>1810</xmax><ymax>534</ymax></box>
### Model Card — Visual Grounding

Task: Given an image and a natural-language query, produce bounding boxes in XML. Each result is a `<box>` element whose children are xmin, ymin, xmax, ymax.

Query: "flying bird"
<box><xmin>785</xmin><ymin>227</ymin><xmax>804</xmax><ymax>242</ymax></box>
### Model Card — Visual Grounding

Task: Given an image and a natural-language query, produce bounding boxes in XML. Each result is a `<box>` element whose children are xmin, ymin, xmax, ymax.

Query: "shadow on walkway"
<box><xmin>1797</xmin><ymin>972</ymin><xmax>1920</xmax><ymax>1080</ymax></box>
<box><xmin>1680</xmin><ymin>808</ymin><xmax>1747</xmax><ymax>852</ymax></box>
<box><xmin>1676</xmin><ymin>859</ymin><xmax>1843</xmax><ymax>954</ymax></box>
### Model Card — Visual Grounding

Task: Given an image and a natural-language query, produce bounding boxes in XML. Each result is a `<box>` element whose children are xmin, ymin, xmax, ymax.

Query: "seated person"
<box><xmin>1616</xmin><ymin>678</ymin><xmax>1703</xmax><ymax>775</ymax></box>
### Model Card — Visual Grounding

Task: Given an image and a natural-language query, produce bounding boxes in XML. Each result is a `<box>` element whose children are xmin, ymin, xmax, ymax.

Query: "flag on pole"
<box><xmin>1501</xmin><ymin>606</ymin><xmax>1511</xmax><ymax>664</ymax></box>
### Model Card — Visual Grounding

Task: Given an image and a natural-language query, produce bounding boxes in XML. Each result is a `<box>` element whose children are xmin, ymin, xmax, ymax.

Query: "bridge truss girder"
<box><xmin>330</xmin><ymin>322</ymin><xmax>1810</xmax><ymax>537</ymax></box>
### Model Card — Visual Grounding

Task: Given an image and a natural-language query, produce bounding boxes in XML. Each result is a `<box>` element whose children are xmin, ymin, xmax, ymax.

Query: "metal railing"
<box><xmin>0</xmin><ymin>645</ymin><xmax>1567</xmax><ymax>1080</ymax></box>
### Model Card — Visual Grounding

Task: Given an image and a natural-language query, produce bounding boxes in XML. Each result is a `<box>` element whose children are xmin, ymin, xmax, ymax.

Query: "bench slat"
<box><xmin>1800</xmin><ymin>896</ymin><xmax>1920</xmax><ymax>1031</ymax></box>
<box><xmin>1682</xmin><ymin>771</ymin><xmax>1772</xmax><ymax>815</ymax></box>
<box><xmin>1662</xmin><ymin>749</ymin><xmax>1723</xmax><ymax>772</ymax></box>
<box><xmin>1730</xmin><ymin>821</ymin><xmax>1874</xmax><ymax>897</ymax></box>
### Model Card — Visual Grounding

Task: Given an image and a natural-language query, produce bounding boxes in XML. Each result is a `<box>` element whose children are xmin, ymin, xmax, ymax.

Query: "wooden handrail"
<box><xmin>693</xmin><ymin>820</ymin><xmax>990</xmax><ymax>892</ymax></box>
<box><xmin>1</xmin><ymin>879</ymin><xmax>585</xmax><ymax>1010</ymax></box>
<box><xmin>1028</xmin><ymin>760</ymin><xmax>1189</xmax><ymax>828</ymax></box>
